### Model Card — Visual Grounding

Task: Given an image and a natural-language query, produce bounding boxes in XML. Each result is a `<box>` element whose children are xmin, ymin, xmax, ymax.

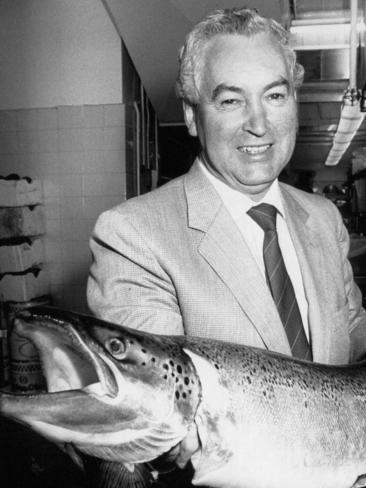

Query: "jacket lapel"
<box><xmin>281</xmin><ymin>186</ymin><xmax>333</xmax><ymax>363</ymax></box>
<box><xmin>184</xmin><ymin>161</ymin><xmax>291</xmax><ymax>354</ymax></box>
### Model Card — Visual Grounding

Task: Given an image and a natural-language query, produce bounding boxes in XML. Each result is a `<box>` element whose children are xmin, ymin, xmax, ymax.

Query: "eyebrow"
<box><xmin>211</xmin><ymin>78</ymin><xmax>290</xmax><ymax>102</ymax></box>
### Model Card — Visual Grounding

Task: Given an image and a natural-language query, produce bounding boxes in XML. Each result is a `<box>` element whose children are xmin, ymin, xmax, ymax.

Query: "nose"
<box><xmin>242</xmin><ymin>101</ymin><xmax>267</xmax><ymax>137</ymax></box>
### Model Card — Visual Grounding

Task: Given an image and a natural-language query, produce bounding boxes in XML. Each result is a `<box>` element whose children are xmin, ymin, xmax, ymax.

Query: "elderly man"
<box><xmin>87</xmin><ymin>7</ymin><xmax>366</xmax><ymax>366</ymax></box>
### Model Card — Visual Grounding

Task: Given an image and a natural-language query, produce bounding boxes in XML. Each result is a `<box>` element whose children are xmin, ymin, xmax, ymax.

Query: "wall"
<box><xmin>0</xmin><ymin>0</ymin><xmax>126</xmax><ymax>313</ymax></box>
<box><xmin>0</xmin><ymin>0</ymin><xmax>122</xmax><ymax>108</ymax></box>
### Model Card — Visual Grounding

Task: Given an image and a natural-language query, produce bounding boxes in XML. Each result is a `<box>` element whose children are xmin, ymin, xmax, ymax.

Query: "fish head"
<box><xmin>0</xmin><ymin>307</ymin><xmax>201</xmax><ymax>465</ymax></box>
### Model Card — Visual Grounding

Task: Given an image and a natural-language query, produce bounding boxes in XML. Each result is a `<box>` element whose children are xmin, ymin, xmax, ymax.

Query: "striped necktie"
<box><xmin>247</xmin><ymin>203</ymin><xmax>312</xmax><ymax>361</ymax></box>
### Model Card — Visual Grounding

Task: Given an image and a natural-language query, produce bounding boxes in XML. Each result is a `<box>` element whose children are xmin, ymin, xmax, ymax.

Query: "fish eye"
<box><xmin>105</xmin><ymin>338</ymin><xmax>126</xmax><ymax>359</ymax></box>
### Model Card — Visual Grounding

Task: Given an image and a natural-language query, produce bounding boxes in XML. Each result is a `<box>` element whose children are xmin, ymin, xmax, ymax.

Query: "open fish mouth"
<box><xmin>13</xmin><ymin>309</ymin><xmax>119</xmax><ymax>399</ymax></box>
<box><xmin>1</xmin><ymin>308</ymin><xmax>199</xmax><ymax>466</ymax></box>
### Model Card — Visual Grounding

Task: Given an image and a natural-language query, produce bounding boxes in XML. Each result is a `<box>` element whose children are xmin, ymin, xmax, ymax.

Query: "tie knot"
<box><xmin>247</xmin><ymin>203</ymin><xmax>277</xmax><ymax>232</ymax></box>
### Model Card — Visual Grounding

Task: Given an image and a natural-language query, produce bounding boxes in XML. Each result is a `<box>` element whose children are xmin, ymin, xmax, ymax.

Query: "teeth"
<box><xmin>238</xmin><ymin>144</ymin><xmax>271</xmax><ymax>154</ymax></box>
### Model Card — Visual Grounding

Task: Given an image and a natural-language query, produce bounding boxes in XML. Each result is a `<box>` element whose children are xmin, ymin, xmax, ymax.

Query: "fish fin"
<box><xmin>351</xmin><ymin>474</ymin><xmax>366</xmax><ymax>488</ymax></box>
<box><xmin>183</xmin><ymin>347</ymin><xmax>238</xmax><ymax>486</ymax></box>
<box><xmin>59</xmin><ymin>442</ymin><xmax>85</xmax><ymax>471</ymax></box>
<box><xmin>123</xmin><ymin>462</ymin><xmax>135</xmax><ymax>472</ymax></box>
<box><xmin>84</xmin><ymin>458</ymin><xmax>154</xmax><ymax>488</ymax></box>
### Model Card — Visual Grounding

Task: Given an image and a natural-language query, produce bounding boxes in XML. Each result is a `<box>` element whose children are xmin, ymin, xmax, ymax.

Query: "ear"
<box><xmin>183</xmin><ymin>102</ymin><xmax>198</xmax><ymax>137</ymax></box>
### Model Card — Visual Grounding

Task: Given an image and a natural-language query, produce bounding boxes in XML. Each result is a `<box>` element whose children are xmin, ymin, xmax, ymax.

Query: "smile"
<box><xmin>238</xmin><ymin>144</ymin><xmax>271</xmax><ymax>155</ymax></box>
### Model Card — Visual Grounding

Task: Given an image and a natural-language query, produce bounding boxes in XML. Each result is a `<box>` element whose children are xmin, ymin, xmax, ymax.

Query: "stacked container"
<box><xmin>0</xmin><ymin>175</ymin><xmax>50</xmax><ymax>391</ymax></box>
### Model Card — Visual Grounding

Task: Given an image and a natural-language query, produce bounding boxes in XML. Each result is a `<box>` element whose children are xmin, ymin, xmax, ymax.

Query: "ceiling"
<box><xmin>102</xmin><ymin>0</ymin><xmax>288</xmax><ymax>124</ymax></box>
<box><xmin>101</xmin><ymin>1</ymin><xmax>366</xmax><ymax>173</ymax></box>
<box><xmin>102</xmin><ymin>0</ymin><xmax>361</xmax><ymax>127</ymax></box>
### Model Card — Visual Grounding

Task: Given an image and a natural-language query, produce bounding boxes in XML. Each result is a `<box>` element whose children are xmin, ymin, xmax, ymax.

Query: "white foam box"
<box><xmin>0</xmin><ymin>179</ymin><xmax>42</xmax><ymax>207</ymax></box>
<box><xmin>0</xmin><ymin>268</ymin><xmax>50</xmax><ymax>302</ymax></box>
<box><xmin>0</xmin><ymin>205</ymin><xmax>45</xmax><ymax>239</ymax></box>
<box><xmin>0</xmin><ymin>238</ymin><xmax>44</xmax><ymax>274</ymax></box>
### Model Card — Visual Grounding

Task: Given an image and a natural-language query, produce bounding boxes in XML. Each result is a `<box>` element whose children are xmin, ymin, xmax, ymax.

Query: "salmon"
<box><xmin>1</xmin><ymin>306</ymin><xmax>366</xmax><ymax>488</ymax></box>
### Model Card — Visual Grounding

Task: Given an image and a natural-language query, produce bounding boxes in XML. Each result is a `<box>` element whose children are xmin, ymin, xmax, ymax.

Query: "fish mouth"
<box><xmin>1</xmin><ymin>308</ymin><xmax>197</xmax><ymax>465</ymax></box>
<box><xmin>13</xmin><ymin>309</ymin><xmax>118</xmax><ymax>398</ymax></box>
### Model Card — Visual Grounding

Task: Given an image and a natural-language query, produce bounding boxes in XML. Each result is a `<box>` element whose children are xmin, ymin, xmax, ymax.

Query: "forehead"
<box><xmin>200</xmin><ymin>32</ymin><xmax>289</xmax><ymax>90</ymax></box>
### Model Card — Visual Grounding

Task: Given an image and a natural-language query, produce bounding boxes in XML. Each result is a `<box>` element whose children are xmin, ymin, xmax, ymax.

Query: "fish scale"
<box><xmin>1</xmin><ymin>307</ymin><xmax>366</xmax><ymax>488</ymax></box>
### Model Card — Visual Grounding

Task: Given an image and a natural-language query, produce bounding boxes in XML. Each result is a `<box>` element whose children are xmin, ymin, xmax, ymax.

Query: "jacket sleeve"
<box><xmin>87</xmin><ymin>207</ymin><xmax>184</xmax><ymax>335</ymax></box>
<box><xmin>336</xmin><ymin>208</ymin><xmax>366</xmax><ymax>362</ymax></box>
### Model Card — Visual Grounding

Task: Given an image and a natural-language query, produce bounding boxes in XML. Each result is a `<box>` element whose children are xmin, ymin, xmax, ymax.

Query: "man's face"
<box><xmin>184</xmin><ymin>32</ymin><xmax>298</xmax><ymax>200</ymax></box>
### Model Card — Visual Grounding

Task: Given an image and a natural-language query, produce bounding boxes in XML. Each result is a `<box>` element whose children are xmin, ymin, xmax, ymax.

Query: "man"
<box><xmin>87</xmin><ymin>7</ymin><xmax>366</xmax><ymax>365</ymax></box>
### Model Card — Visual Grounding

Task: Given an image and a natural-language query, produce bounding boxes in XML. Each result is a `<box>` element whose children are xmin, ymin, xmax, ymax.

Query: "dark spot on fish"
<box><xmin>141</xmin><ymin>348</ymin><xmax>146</xmax><ymax>353</ymax></box>
<box><xmin>188</xmin><ymin>389</ymin><xmax>192</xmax><ymax>395</ymax></box>
<box><xmin>163</xmin><ymin>375</ymin><xmax>168</xmax><ymax>380</ymax></box>
<box><xmin>304</xmin><ymin>401</ymin><xmax>308</xmax><ymax>408</ymax></box>
<box><xmin>247</xmin><ymin>376</ymin><xmax>252</xmax><ymax>384</ymax></box>
<box><xmin>263</xmin><ymin>391</ymin><xmax>266</xmax><ymax>397</ymax></box>
<box><xmin>171</xmin><ymin>372</ymin><xmax>175</xmax><ymax>377</ymax></box>
<box><xmin>184</xmin><ymin>377</ymin><xmax>189</xmax><ymax>385</ymax></box>
<box><xmin>163</xmin><ymin>364</ymin><xmax>169</xmax><ymax>370</ymax></box>
<box><xmin>169</xmin><ymin>360</ymin><xmax>174</xmax><ymax>367</ymax></box>
<box><xmin>142</xmin><ymin>362</ymin><xmax>146</xmax><ymax>366</ymax></box>
<box><xmin>151</xmin><ymin>357</ymin><xmax>156</xmax><ymax>362</ymax></box>
<box><xmin>182</xmin><ymin>392</ymin><xmax>187</xmax><ymax>399</ymax></box>
<box><xmin>175</xmin><ymin>391</ymin><xmax>180</xmax><ymax>400</ymax></box>
<box><xmin>175</xmin><ymin>377</ymin><xmax>179</xmax><ymax>383</ymax></box>
<box><xmin>177</xmin><ymin>365</ymin><xmax>183</xmax><ymax>374</ymax></box>
<box><xmin>214</xmin><ymin>363</ymin><xmax>220</xmax><ymax>369</ymax></box>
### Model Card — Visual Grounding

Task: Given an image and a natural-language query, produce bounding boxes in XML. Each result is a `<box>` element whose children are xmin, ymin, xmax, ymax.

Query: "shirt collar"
<box><xmin>198</xmin><ymin>158</ymin><xmax>285</xmax><ymax>221</ymax></box>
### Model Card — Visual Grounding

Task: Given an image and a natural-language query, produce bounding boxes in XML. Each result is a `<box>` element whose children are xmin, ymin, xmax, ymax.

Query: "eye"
<box><xmin>266</xmin><ymin>91</ymin><xmax>288</xmax><ymax>104</ymax></box>
<box><xmin>220</xmin><ymin>98</ymin><xmax>241</xmax><ymax>109</ymax></box>
<box><xmin>105</xmin><ymin>338</ymin><xmax>126</xmax><ymax>359</ymax></box>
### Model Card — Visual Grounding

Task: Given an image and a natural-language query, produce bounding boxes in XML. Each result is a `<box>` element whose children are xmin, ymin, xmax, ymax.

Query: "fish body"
<box><xmin>1</xmin><ymin>307</ymin><xmax>366</xmax><ymax>488</ymax></box>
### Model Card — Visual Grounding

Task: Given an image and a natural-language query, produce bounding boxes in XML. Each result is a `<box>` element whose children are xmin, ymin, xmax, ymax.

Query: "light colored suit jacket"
<box><xmin>87</xmin><ymin>160</ymin><xmax>366</xmax><ymax>365</ymax></box>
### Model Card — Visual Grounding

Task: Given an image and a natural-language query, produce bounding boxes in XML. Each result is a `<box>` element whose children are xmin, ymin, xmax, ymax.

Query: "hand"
<box><xmin>175</xmin><ymin>423</ymin><xmax>200</xmax><ymax>469</ymax></box>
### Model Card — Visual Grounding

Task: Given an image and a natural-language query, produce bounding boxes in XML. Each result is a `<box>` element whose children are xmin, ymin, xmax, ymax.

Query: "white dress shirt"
<box><xmin>199</xmin><ymin>160</ymin><xmax>310</xmax><ymax>339</ymax></box>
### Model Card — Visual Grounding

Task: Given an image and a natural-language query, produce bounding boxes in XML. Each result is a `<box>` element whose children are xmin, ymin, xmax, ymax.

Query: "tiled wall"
<box><xmin>0</xmin><ymin>104</ymin><xmax>127</xmax><ymax>312</ymax></box>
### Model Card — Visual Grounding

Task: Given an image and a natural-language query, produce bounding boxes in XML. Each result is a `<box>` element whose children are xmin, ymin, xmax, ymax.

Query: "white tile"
<box><xmin>37</xmin><ymin>130</ymin><xmax>59</xmax><ymax>153</ymax></box>
<box><xmin>42</xmin><ymin>179</ymin><xmax>60</xmax><ymax>198</ymax></box>
<box><xmin>83</xmin><ymin>128</ymin><xmax>104</xmax><ymax>151</ymax></box>
<box><xmin>58</xmin><ymin>106</ymin><xmax>84</xmax><ymax>129</ymax></box>
<box><xmin>0</xmin><ymin>111</ymin><xmax>17</xmax><ymax>131</ymax></box>
<box><xmin>104</xmin><ymin>104</ymin><xmax>124</xmax><ymax>127</ymax></box>
<box><xmin>82</xmin><ymin>173</ymin><xmax>126</xmax><ymax>197</ymax></box>
<box><xmin>104</xmin><ymin>127</ymin><xmax>125</xmax><ymax>152</ymax></box>
<box><xmin>0</xmin><ymin>131</ymin><xmax>17</xmax><ymax>154</ymax></box>
<box><xmin>47</xmin><ymin>262</ymin><xmax>64</xmax><ymax>285</ymax></box>
<box><xmin>57</xmin><ymin>174</ymin><xmax>83</xmax><ymax>197</ymax></box>
<box><xmin>60</xmin><ymin>197</ymin><xmax>83</xmax><ymax>220</ymax></box>
<box><xmin>82</xmin><ymin>150</ymin><xmax>125</xmax><ymax>173</ymax></box>
<box><xmin>61</xmin><ymin>218</ymin><xmax>95</xmax><ymax>241</ymax></box>
<box><xmin>17</xmin><ymin>131</ymin><xmax>39</xmax><ymax>153</ymax></box>
<box><xmin>43</xmin><ymin>240</ymin><xmax>63</xmax><ymax>263</ymax></box>
<box><xmin>58</xmin><ymin>129</ymin><xmax>84</xmax><ymax>152</ymax></box>
<box><xmin>43</xmin><ymin>201</ymin><xmax>61</xmax><ymax>220</ymax></box>
<box><xmin>18</xmin><ymin>152</ymin><xmax>60</xmax><ymax>177</ymax></box>
<box><xmin>0</xmin><ymin>154</ymin><xmax>19</xmax><ymax>176</ymax></box>
<box><xmin>58</xmin><ymin>151</ymin><xmax>84</xmax><ymax>174</ymax></box>
<box><xmin>44</xmin><ymin>218</ymin><xmax>62</xmax><ymax>239</ymax></box>
<box><xmin>37</xmin><ymin>108</ymin><xmax>58</xmax><ymax>130</ymax></box>
<box><xmin>83</xmin><ymin>106</ymin><xmax>104</xmax><ymax>128</ymax></box>
<box><xmin>82</xmin><ymin>195</ymin><xmax>122</xmax><ymax>218</ymax></box>
<box><xmin>16</xmin><ymin>110</ymin><xmax>39</xmax><ymax>131</ymax></box>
